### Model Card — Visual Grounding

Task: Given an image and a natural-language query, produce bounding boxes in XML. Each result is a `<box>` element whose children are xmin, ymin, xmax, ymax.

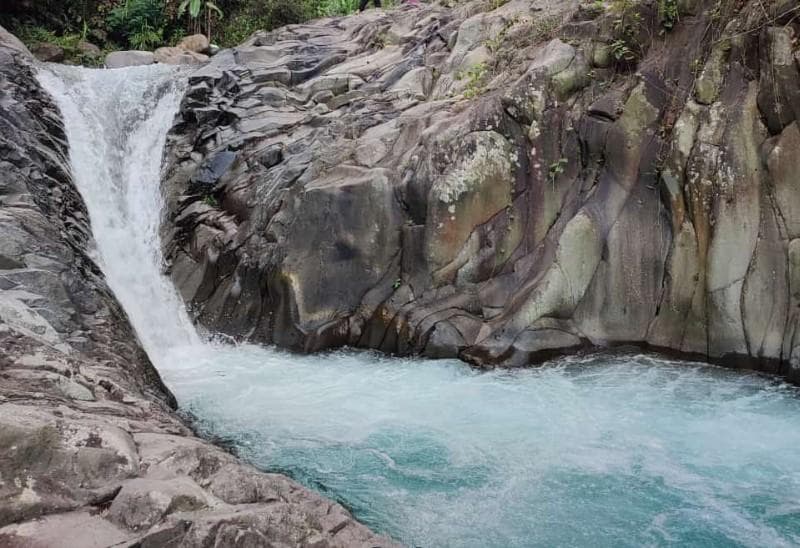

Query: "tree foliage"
<box><xmin>1</xmin><ymin>0</ymin><xmax>368</xmax><ymax>53</ymax></box>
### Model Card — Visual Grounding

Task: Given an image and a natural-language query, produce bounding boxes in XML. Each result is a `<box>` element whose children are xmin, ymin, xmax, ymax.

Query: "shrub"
<box><xmin>456</xmin><ymin>62</ymin><xmax>489</xmax><ymax>99</ymax></box>
<box><xmin>216</xmin><ymin>0</ymin><xmax>317</xmax><ymax>46</ymax></box>
<box><xmin>106</xmin><ymin>0</ymin><xmax>167</xmax><ymax>48</ymax></box>
<box><xmin>13</xmin><ymin>24</ymin><xmax>108</xmax><ymax>66</ymax></box>
<box><xmin>315</xmin><ymin>0</ymin><xmax>359</xmax><ymax>17</ymax></box>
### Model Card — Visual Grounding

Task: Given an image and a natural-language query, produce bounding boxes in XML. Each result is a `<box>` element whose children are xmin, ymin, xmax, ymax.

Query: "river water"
<box><xmin>37</xmin><ymin>63</ymin><xmax>800</xmax><ymax>548</ymax></box>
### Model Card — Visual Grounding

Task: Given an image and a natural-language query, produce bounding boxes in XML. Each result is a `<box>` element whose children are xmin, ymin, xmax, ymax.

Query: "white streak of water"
<box><xmin>37</xmin><ymin>64</ymin><xmax>200</xmax><ymax>362</ymax></box>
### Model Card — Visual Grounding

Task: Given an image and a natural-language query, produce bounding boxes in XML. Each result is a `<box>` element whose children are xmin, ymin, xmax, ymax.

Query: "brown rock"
<box><xmin>30</xmin><ymin>42</ymin><xmax>64</xmax><ymax>62</ymax></box>
<box><xmin>177</xmin><ymin>33</ymin><xmax>210</xmax><ymax>53</ymax></box>
<box><xmin>77</xmin><ymin>41</ymin><xmax>102</xmax><ymax>58</ymax></box>
<box><xmin>154</xmin><ymin>46</ymin><xmax>208</xmax><ymax>65</ymax></box>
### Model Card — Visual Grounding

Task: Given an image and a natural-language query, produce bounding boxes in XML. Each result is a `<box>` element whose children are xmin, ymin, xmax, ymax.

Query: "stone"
<box><xmin>767</xmin><ymin>123</ymin><xmax>800</xmax><ymax>238</ymax></box>
<box><xmin>0</xmin><ymin>510</ymin><xmax>134</xmax><ymax>548</ymax></box>
<box><xmin>0</xmin><ymin>26</ymin><xmax>30</xmax><ymax>56</ymax></box>
<box><xmin>105</xmin><ymin>50</ymin><xmax>154</xmax><ymax>69</ymax></box>
<box><xmin>178</xmin><ymin>34</ymin><xmax>210</xmax><ymax>54</ymax></box>
<box><xmin>694</xmin><ymin>41</ymin><xmax>728</xmax><ymax>105</ymax></box>
<box><xmin>107</xmin><ymin>478</ymin><xmax>210</xmax><ymax>530</ymax></box>
<box><xmin>154</xmin><ymin>46</ymin><xmax>209</xmax><ymax>65</ymax></box>
<box><xmin>191</xmin><ymin>150</ymin><xmax>237</xmax><ymax>187</ymax></box>
<box><xmin>30</xmin><ymin>42</ymin><xmax>64</xmax><ymax>62</ymax></box>
<box><xmin>591</xmin><ymin>42</ymin><xmax>612</xmax><ymax>68</ymax></box>
<box><xmin>757</xmin><ymin>26</ymin><xmax>800</xmax><ymax>133</ymax></box>
<box><xmin>77</xmin><ymin>41</ymin><xmax>102</xmax><ymax>59</ymax></box>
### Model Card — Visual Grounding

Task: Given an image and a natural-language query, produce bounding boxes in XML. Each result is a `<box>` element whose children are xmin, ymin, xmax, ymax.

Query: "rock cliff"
<box><xmin>162</xmin><ymin>0</ymin><xmax>800</xmax><ymax>381</ymax></box>
<box><xmin>0</xmin><ymin>27</ymin><xmax>396</xmax><ymax>548</ymax></box>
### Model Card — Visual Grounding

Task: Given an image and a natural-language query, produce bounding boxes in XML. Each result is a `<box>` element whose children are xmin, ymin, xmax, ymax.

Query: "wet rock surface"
<box><xmin>162</xmin><ymin>0</ymin><xmax>800</xmax><ymax>381</ymax></box>
<box><xmin>0</xmin><ymin>29</ymin><xmax>396</xmax><ymax>548</ymax></box>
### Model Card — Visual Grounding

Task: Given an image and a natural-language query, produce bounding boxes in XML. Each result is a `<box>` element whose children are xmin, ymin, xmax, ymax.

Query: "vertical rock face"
<box><xmin>0</xmin><ymin>29</ymin><xmax>396</xmax><ymax>548</ymax></box>
<box><xmin>162</xmin><ymin>0</ymin><xmax>800</xmax><ymax>381</ymax></box>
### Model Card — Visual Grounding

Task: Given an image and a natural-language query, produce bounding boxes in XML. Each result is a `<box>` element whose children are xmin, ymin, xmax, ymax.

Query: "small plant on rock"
<box><xmin>548</xmin><ymin>157</ymin><xmax>568</xmax><ymax>189</ymax></box>
<box><xmin>457</xmin><ymin>62</ymin><xmax>489</xmax><ymax>99</ymax></box>
<box><xmin>611</xmin><ymin>38</ymin><xmax>635</xmax><ymax>61</ymax></box>
<box><xmin>609</xmin><ymin>0</ymin><xmax>641</xmax><ymax>66</ymax></box>
<box><xmin>658</xmin><ymin>0</ymin><xmax>679</xmax><ymax>31</ymax></box>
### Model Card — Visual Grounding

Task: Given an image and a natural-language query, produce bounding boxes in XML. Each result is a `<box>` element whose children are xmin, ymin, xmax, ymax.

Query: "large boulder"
<box><xmin>76</xmin><ymin>40</ymin><xmax>102</xmax><ymax>60</ymax></box>
<box><xmin>154</xmin><ymin>46</ymin><xmax>208</xmax><ymax>65</ymax></box>
<box><xmin>177</xmin><ymin>33</ymin><xmax>210</xmax><ymax>53</ymax></box>
<box><xmin>30</xmin><ymin>42</ymin><xmax>64</xmax><ymax>62</ymax></box>
<box><xmin>0</xmin><ymin>26</ymin><xmax>29</xmax><ymax>56</ymax></box>
<box><xmin>105</xmin><ymin>50</ymin><xmax>154</xmax><ymax>68</ymax></box>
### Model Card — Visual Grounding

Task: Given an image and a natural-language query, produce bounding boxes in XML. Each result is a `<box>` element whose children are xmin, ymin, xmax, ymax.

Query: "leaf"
<box><xmin>189</xmin><ymin>0</ymin><xmax>202</xmax><ymax>18</ymax></box>
<box><xmin>206</xmin><ymin>1</ymin><xmax>223</xmax><ymax>16</ymax></box>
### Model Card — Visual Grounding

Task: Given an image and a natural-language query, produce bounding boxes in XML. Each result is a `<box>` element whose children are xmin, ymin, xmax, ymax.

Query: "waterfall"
<box><xmin>34</xmin><ymin>63</ymin><xmax>800</xmax><ymax>548</ymax></box>
<box><xmin>36</xmin><ymin>64</ymin><xmax>202</xmax><ymax>365</ymax></box>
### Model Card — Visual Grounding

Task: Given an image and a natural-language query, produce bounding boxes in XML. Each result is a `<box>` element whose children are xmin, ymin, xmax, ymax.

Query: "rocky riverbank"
<box><xmin>0</xmin><ymin>27</ymin><xmax>396</xmax><ymax>548</ymax></box>
<box><xmin>2</xmin><ymin>0</ymin><xmax>800</xmax><ymax>542</ymax></box>
<box><xmin>161</xmin><ymin>0</ymin><xmax>800</xmax><ymax>381</ymax></box>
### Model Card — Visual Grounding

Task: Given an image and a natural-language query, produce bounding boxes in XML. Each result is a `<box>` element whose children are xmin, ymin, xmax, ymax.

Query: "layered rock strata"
<box><xmin>163</xmin><ymin>0</ymin><xmax>800</xmax><ymax>381</ymax></box>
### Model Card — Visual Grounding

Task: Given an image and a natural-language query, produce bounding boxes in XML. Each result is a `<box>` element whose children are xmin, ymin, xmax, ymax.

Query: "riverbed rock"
<box><xmin>154</xmin><ymin>46</ymin><xmax>208</xmax><ymax>65</ymax></box>
<box><xmin>161</xmin><ymin>0</ymin><xmax>800</xmax><ymax>382</ymax></box>
<box><xmin>105</xmin><ymin>50</ymin><xmax>154</xmax><ymax>68</ymax></box>
<box><xmin>0</xmin><ymin>26</ymin><xmax>397</xmax><ymax>548</ymax></box>
<box><xmin>30</xmin><ymin>42</ymin><xmax>64</xmax><ymax>62</ymax></box>
<box><xmin>178</xmin><ymin>33</ymin><xmax>210</xmax><ymax>54</ymax></box>
<box><xmin>76</xmin><ymin>40</ymin><xmax>102</xmax><ymax>60</ymax></box>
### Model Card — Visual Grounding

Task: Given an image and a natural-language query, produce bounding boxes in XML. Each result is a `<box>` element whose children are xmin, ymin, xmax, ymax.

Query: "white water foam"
<box><xmin>37</xmin><ymin>64</ymin><xmax>200</xmax><ymax>362</ymax></box>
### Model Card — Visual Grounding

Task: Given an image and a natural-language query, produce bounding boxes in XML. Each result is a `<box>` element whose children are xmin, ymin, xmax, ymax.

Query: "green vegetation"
<box><xmin>107</xmin><ymin>0</ymin><xmax>167</xmax><ymax>50</ymax></box>
<box><xmin>658</xmin><ymin>0</ymin><xmax>678</xmax><ymax>31</ymax></box>
<box><xmin>608</xmin><ymin>0</ymin><xmax>642</xmax><ymax>66</ymax></box>
<box><xmin>13</xmin><ymin>24</ymin><xmax>108</xmax><ymax>65</ymax></box>
<box><xmin>456</xmin><ymin>62</ymin><xmax>489</xmax><ymax>99</ymax></box>
<box><xmin>548</xmin><ymin>157</ymin><xmax>568</xmax><ymax>188</ymax></box>
<box><xmin>1</xmin><ymin>0</ymin><xmax>378</xmax><ymax>59</ymax></box>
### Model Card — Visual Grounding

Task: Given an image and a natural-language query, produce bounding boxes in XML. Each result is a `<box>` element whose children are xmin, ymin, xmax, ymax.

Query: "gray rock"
<box><xmin>0</xmin><ymin>26</ymin><xmax>30</xmax><ymax>56</ymax></box>
<box><xmin>107</xmin><ymin>478</ymin><xmax>210</xmax><ymax>530</ymax></box>
<box><xmin>154</xmin><ymin>46</ymin><xmax>208</xmax><ymax>65</ymax></box>
<box><xmin>105</xmin><ymin>50</ymin><xmax>154</xmax><ymax>69</ymax></box>
<box><xmin>192</xmin><ymin>149</ymin><xmax>237</xmax><ymax>187</ymax></box>
<box><xmin>161</xmin><ymin>0</ymin><xmax>800</xmax><ymax>382</ymax></box>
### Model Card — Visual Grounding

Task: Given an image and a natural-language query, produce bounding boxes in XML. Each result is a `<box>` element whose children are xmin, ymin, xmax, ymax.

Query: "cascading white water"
<box><xmin>37</xmin><ymin>64</ymin><xmax>800</xmax><ymax>548</ymax></box>
<box><xmin>37</xmin><ymin>64</ymin><xmax>201</xmax><ymax>363</ymax></box>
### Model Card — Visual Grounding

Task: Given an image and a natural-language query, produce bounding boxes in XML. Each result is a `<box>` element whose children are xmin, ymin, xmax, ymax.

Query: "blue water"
<box><xmin>161</xmin><ymin>349</ymin><xmax>800</xmax><ymax>547</ymax></box>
